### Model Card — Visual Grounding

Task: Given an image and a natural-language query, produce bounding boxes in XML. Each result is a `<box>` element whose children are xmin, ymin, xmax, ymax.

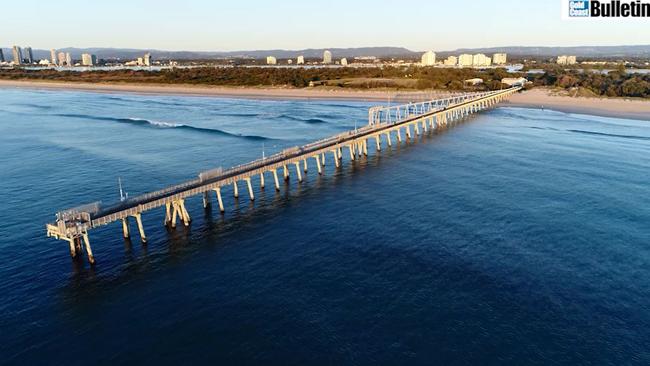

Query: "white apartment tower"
<box><xmin>492</xmin><ymin>53</ymin><xmax>507</xmax><ymax>65</ymax></box>
<box><xmin>12</xmin><ymin>46</ymin><xmax>22</xmax><ymax>65</ymax></box>
<box><xmin>266</xmin><ymin>56</ymin><xmax>277</xmax><ymax>65</ymax></box>
<box><xmin>557</xmin><ymin>55</ymin><xmax>576</xmax><ymax>65</ymax></box>
<box><xmin>297</xmin><ymin>55</ymin><xmax>305</xmax><ymax>64</ymax></box>
<box><xmin>323</xmin><ymin>50</ymin><xmax>332</xmax><ymax>64</ymax></box>
<box><xmin>421</xmin><ymin>51</ymin><xmax>436</xmax><ymax>66</ymax></box>
<box><xmin>443</xmin><ymin>56</ymin><xmax>458</xmax><ymax>66</ymax></box>
<box><xmin>57</xmin><ymin>52</ymin><xmax>66</xmax><ymax>66</ymax></box>
<box><xmin>472</xmin><ymin>54</ymin><xmax>490</xmax><ymax>67</ymax></box>
<box><xmin>81</xmin><ymin>53</ymin><xmax>97</xmax><ymax>66</ymax></box>
<box><xmin>458</xmin><ymin>54</ymin><xmax>473</xmax><ymax>67</ymax></box>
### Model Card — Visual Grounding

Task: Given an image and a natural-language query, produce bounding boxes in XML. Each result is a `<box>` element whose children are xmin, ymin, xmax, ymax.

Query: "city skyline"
<box><xmin>2</xmin><ymin>0</ymin><xmax>648</xmax><ymax>52</ymax></box>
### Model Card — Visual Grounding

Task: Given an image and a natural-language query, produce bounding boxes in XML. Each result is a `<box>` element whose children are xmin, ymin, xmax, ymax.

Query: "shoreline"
<box><xmin>506</xmin><ymin>88</ymin><xmax>650</xmax><ymax>121</ymax></box>
<box><xmin>1</xmin><ymin>79</ymin><xmax>649</xmax><ymax>121</ymax></box>
<box><xmin>0</xmin><ymin>79</ymin><xmax>414</xmax><ymax>102</ymax></box>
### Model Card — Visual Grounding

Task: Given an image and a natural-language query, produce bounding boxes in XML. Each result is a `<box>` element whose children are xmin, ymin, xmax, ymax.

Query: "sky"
<box><xmin>2</xmin><ymin>0</ymin><xmax>648</xmax><ymax>51</ymax></box>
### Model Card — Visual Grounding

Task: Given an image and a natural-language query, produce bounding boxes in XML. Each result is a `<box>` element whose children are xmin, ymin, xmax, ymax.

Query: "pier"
<box><xmin>46</xmin><ymin>87</ymin><xmax>521</xmax><ymax>264</ymax></box>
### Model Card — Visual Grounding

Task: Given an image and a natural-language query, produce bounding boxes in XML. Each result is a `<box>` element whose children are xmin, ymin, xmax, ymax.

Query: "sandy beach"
<box><xmin>507</xmin><ymin>88</ymin><xmax>650</xmax><ymax>121</ymax></box>
<box><xmin>1</xmin><ymin>79</ymin><xmax>649</xmax><ymax>121</ymax></box>
<box><xmin>0</xmin><ymin>79</ymin><xmax>420</xmax><ymax>102</ymax></box>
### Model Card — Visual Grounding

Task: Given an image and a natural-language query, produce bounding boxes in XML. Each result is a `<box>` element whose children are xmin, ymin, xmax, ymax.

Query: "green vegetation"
<box><xmin>0</xmin><ymin>66</ymin><xmax>514</xmax><ymax>91</ymax></box>
<box><xmin>529</xmin><ymin>66</ymin><xmax>650</xmax><ymax>98</ymax></box>
<box><xmin>2</xmin><ymin>65</ymin><xmax>649</xmax><ymax>98</ymax></box>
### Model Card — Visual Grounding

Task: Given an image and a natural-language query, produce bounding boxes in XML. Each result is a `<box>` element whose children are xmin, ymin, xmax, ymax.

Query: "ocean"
<box><xmin>0</xmin><ymin>88</ymin><xmax>648</xmax><ymax>365</ymax></box>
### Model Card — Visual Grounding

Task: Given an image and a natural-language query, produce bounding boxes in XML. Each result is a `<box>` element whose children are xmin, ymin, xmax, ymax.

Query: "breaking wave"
<box><xmin>54</xmin><ymin>113</ymin><xmax>276</xmax><ymax>140</ymax></box>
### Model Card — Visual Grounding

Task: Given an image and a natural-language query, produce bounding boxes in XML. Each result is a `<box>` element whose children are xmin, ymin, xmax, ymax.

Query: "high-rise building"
<box><xmin>65</xmin><ymin>52</ymin><xmax>72</xmax><ymax>66</ymax></box>
<box><xmin>458</xmin><ymin>54</ymin><xmax>473</xmax><ymax>67</ymax></box>
<box><xmin>557</xmin><ymin>55</ymin><xmax>577</xmax><ymax>65</ymax></box>
<box><xmin>0</xmin><ymin>49</ymin><xmax>4</xmax><ymax>63</ymax></box>
<box><xmin>57</xmin><ymin>52</ymin><xmax>66</xmax><ymax>66</ymax></box>
<box><xmin>421</xmin><ymin>51</ymin><xmax>436</xmax><ymax>66</ymax></box>
<box><xmin>340</xmin><ymin>58</ymin><xmax>348</xmax><ymax>66</ymax></box>
<box><xmin>12</xmin><ymin>46</ymin><xmax>22</xmax><ymax>65</ymax></box>
<box><xmin>144</xmin><ymin>53</ymin><xmax>152</xmax><ymax>66</ymax></box>
<box><xmin>443</xmin><ymin>56</ymin><xmax>457</xmax><ymax>66</ymax></box>
<box><xmin>296</xmin><ymin>55</ymin><xmax>305</xmax><ymax>65</ymax></box>
<box><xmin>493</xmin><ymin>53</ymin><xmax>507</xmax><ymax>65</ymax></box>
<box><xmin>472</xmin><ymin>54</ymin><xmax>486</xmax><ymax>67</ymax></box>
<box><xmin>23</xmin><ymin>47</ymin><xmax>34</xmax><ymax>64</ymax></box>
<box><xmin>50</xmin><ymin>49</ymin><xmax>57</xmax><ymax>65</ymax></box>
<box><xmin>81</xmin><ymin>53</ymin><xmax>97</xmax><ymax>66</ymax></box>
<box><xmin>323</xmin><ymin>50</ymin><xmax>332</xmax><ymax>64</ymax></box>
<box><xmin>266</xmin><ymin>56</ymin><xmax>277</xmax><ymax>65</ymax></box>
<box><xmin>287</xmin><ymin>59</ymin><xmax>293</xmax><ymax>65</ymax></box>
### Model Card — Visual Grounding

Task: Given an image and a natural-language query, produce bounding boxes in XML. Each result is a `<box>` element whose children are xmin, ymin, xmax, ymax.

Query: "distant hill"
<box><xmin>2</xmin><ymin>45</ymin><xmax>650</xmax><ymax>62</ymax></box>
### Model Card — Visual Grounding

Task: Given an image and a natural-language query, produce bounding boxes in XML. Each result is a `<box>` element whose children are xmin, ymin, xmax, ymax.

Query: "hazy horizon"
<box><xmin>3</xmin><ymin>0</ymin><xmax>649</xmax><ymax>52</ymax></box>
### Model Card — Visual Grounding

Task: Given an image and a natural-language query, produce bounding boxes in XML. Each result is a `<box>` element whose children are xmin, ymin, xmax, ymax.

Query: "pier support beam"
<box><xmin>133</xmin><ymin>213</ymin><xmax>147</xmax><ymax>243</ymax></box>
<box><xmin>303</xmin><ymin>159</ymin><xmax>308</xmax><ymax>173</ymax></box>
<box><xmin>363</xmin><ymin>140</ymin><xmax>368</xmax><ymax>156</ymax></box>
<box><xmin>68</xmin><ymin>238</ymin><xmax>77</xmax><ymax>258</ymax></box>
<box><xmin>171</xmin><ymin>202</ymin><xmax>178</xmax><ymax>228</ymax></box>
<box><xmin>165</xmin><ymin>202</ymin><xmax>172</xmax><ymax>226</ymax></box>
<box><xmin>83</xmin><ymin>233</ymin><xmax>95</xmax><ymax>265</ymax></box>
<box><xmin>272</xmin><ymin>169</ymin><xmax>280</xmax><ymax>191</ymax></box>
<box><xmin>170</xmin><ymin>199</ymin><xmax>190</xmax><ymax>227</ymax></box>
<box><xmin>332</xmin><ymin>150</ymin><xmax>340</xmax><ymax>167</ymax></box>
<box><xmin>349</xmin><ymin>144</ymin><xmax>355</xmax><ymax>160</ymax></box>
<box><xmin>283</xmin><ymin>165</ymin><xmax>289</xmax><ymax>181</ymax></box>
<box><xmin>315</xmin><ymin>155</ymin><xmax>323</xmax><ymax>175</ymax></box>
<box><xmin>179</xmin><ymin>200</ymin><xmax>191</xmax><ymax>226</ymax></box>
<box><xmin>215</xmin><ymin>187</ymin><xmax>225</xmax><ymax>213</ymax></box>
<box><xmin>245</xmin><ymin>178</ymin><xmax>255</xmax><ymax>201</ymax></box>
<box><xmin>386</xmin><ymin>132</ymin><xmax>392</xmax><ymax>147</ymax></box>
<box><xmin>397</xmin><ymin>128</ymin><xmax>402</xmax><ymax>142</ymax></box>
<box><xmin>321</xmin><ymin>153</ymin><xmax>326</xmax><ymax>166</ymax></box>
<box><xmin>294</xmin><ymin>162</ymin><xmax>303</xmax><ymax>182</ymax></box>
<box><xmin>260</xmin><ymin>173</ymin><xmax>265</xmax><ymax>189</ymax></box>
<box><xmin>233</xmin><ymin>181</ymin><xmax>239</xmax><ymax>198</ymax></box>
<box><xmin>122</xmin><ymin>217</ymin><xmax>130</xmax><ymax>238</ymax></box>
<box><xmin>375</xmin><ymin>135</ymin><xmax>381</xmax><ymax>151</ymax></box>
<box><xmin>202</xmin><ymin>192</ymin><xmax>210</xmax><ymax>209</ymax></box>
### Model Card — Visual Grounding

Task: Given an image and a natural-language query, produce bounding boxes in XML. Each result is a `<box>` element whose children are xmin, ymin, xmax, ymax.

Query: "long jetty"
<box><xmin>46</xmin><ymin>87</ymin><xmax>521</xmax><ymax>264</ymax></box>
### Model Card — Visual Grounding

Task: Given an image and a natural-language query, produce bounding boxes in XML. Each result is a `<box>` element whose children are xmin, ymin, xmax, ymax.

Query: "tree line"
<box><xmin>0</xmin><ymin>66</ymin><xmax>515</xmax><ymax>91</ymax></box>
<box><xmin>2</xmin><ymin>66</ymin><xmax>648</xmax><ymax>97</ymax></box>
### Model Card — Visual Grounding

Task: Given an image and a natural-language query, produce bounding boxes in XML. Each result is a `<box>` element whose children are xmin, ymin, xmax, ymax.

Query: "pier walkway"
<box><xmin>46</xmin><ymin>87</ymin><xmax>521</xmax><ymax>263</ymax></box>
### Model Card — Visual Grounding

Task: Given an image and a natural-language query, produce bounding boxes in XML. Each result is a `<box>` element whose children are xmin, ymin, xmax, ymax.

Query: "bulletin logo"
<box><xmin>563</xmin><ymin>0</ymin><xmax>650</xmax><ymax>18</ymax></box>
<box><xmin>569</xmin><ymin>0</ymin><xmax>590</xmax><ymax>16</ymax></box>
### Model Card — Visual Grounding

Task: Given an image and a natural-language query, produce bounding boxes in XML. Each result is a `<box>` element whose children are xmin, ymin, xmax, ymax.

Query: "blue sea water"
<box><xmin>0</xmin><ymin>88</ymin><xmax>649</xmax><ymax>365</ymax></box>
